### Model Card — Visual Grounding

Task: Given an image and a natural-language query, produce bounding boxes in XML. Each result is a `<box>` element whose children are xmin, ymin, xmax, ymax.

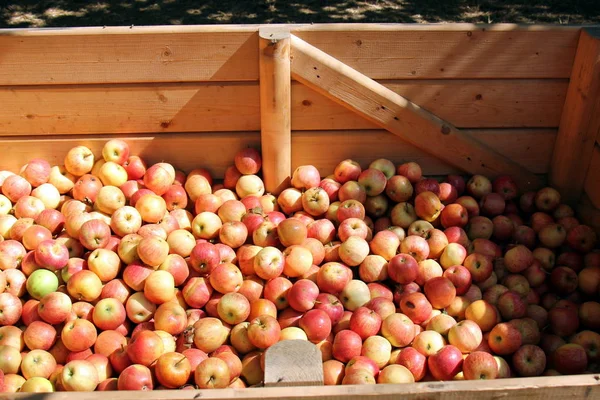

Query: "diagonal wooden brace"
<box><xmin>289</xmin><ymin>34</ymin><xmax>542</xmax><ymax>191</ymax></box>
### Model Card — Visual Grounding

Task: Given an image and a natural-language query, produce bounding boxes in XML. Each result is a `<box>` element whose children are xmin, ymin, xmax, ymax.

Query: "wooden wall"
<box><xmin>0</xmin><ymin>24</ymin><xmax>579</xmax><ymax>179</ymax></box>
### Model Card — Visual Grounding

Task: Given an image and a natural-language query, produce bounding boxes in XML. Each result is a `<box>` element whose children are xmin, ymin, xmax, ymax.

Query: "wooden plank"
<box><xmin>293</xmin><ymin>129</ymin><xmax>556</xmax><ymax>177</ymax></box>
<box><xmin>550</xmin><ymin>28</ymin><xmax>600</xmax><ymax>204</ymax></box>
<box><xmin>290</xmin><ymin>34</ymin><xmax>542</xmax><ymax>191</ymax></box>
<box><xmin>0</xmin><ymin>83</ymin><xmax>261</xmax><ymax>135</ymax></box>
<box><xmin>259</xmin><ymin>27</ymin><xmax>292</xmax><ymax>194</ymax></box>
<box><xmin>292</xmin><ymin>26</ymin><xmax>579</xmax><ymax>80</ymax></box>
<box><xmin>584</xmin><ymin>144</ymin><xmax>600</xmax><ymax>209</ymax></box>
<box><xmin>0</xmin><ymin>79</ymin><xmax>565</xmax><ymax>136</ymax></box>
<box><xmin>264</xmin><ymin>340</ymin><xmax>323</xmax><ymax>387</ymax></box>
<box><xmin>0</xmin><ymin>24</ymin><xmax>577</xmax><ymax>84</ymax></box>
<box><xmin>2</xmin><ymin>374</ymin><xmax>598</xmax><ymax>399</ymax></box>
<box><xmin>293</xmin><ymin>79</ymin><xmax>567</xmax><ymax>129</ymax></box>
<box><xmin>0</xmin><ymin>133</ymin><xmax>260</xmax><ymax>177</ymax></box>
<box><xmin>0</xmin><ymin>29</ymin><xmax>258</xmax><ymax>85</ymax></box>
<box><xmin>0</xmin><ymin>128</ymin><xmax>552</xmax><ymax>178</ymax></box>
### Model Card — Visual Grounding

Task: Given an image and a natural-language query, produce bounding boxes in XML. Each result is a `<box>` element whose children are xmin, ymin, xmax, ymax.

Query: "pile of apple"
<box><xmin>0</xmin><ymin>139</ymin><xmax>598</xmax><ymax>393</ymax></box>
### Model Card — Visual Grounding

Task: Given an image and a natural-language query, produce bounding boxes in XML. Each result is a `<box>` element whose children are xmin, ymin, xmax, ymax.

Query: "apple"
<box><xmin>479</xmin><ymin>193</ymin><xmax>506</xmax><ymax>216</ymax></box>
<box><xmin>253</xmin><ymin>246</ymin><xmax>284</xmax><ymax>280</ymax></box>
<box><xmin>553</xmin><ymin>343</ymin><xmax>588</xmax><ymax>375</ymax></box>
<box><xmin>466</xmin><ymin>175</ymin><xmax>492</xmax><ymax>199</ymax></box>
<box><xmin>193</xmin><ymin>317</ymin><xmax>229</xmax><ymax>354</ymax></box>
<box><xmin>491</xmin><ymin>215</ymin><xmax>515</xmax><ymax>241</ymax></box>
<box><xmin>448</xmin><ymin>320</ymin><xmax>482</xmax><ymax>353</ymax></box>
<box><xmin>332</xmin><ymin>329</ymin><xmax>363</xmax><ymax>363</ymax></box>
<box><xmin>463</xmin><ymin>351</ymin><xmax>498</xmax><ymax>380</ymax></box>
<box><xmin>38</xmin><ymin>291</ymin><xmax>72</xmax><ymax>325</ymax></box>
<box><xmin>32</xmin><ymin>240</ymin><xmax>69</xmax><ymax>273</ymax></box>
<box><xmin>338</xmin><ymin>217</ymin><xmax>369</xmax><ymax>242</ymax></box>
<box><xmin>414</xmin><ymin>191</ymin><xmax>443</xmax><ymax>222</ymax></box>
<box><xmin>443</xmin><ymin>265</ymin><xmax>471</xmax><ymax>296</ymax></box>
<box><xmin>34</xmin><ymin>209</ymin><xmax>65</xmax><ymax>236</ymax></box>
<box><xmin>153</xmin><ymin>351</ymin><xmax>192</xmax><ymax>389</ymax></box>
<box><xmin>20</xmin><ymin>159</ymin><xmax>50</xmax><ymax>188</ymax></box>
<box><xmin>24</xmin><ymin>320</ymin><xmax>57</xmax><ymax>351</ymax></box>
<box><xmin>567</xmin><ymin>225</ymin><xmax>597</xmax><ymax>253</ymax></box>
<box><xmin>125</xmin><ymin>329</ymin><xmax>164</xmax><ymax>367</ymax></box>
<box><xmin>355</xmin><ymin>168</ymin><xmax>385</xmax><ymax>197</ymax></box>
<box><xmin>26</xmin><ymin>269</ymin><xmax>59</xmax><ymax>300</ymax></box>
<box><xmin>61</xmin><ymin>317</ymin><xmax>97</xmax><ymax>353</ymax></box>
<box><xmin>21</xmin><ymin>349</ymin><xmax>56</xmax><ymax>380</ymax></box>
<box><xmin>215</xmin><ymin>292</ymin><xmax>250</xmax><ymax>325</ymax></box>
<box><xmin>508</xmin><ymin>344</ymin><xmax>546</xmax><ymax>377</ymax></box>
<box><xmin>440</xmin><ymin>203</ymin><xmax>468</xmax><ymax>229</ymax></box>
<box><xmin>378</xmin><ymin>312</ymin><xmax>414</xmax><ymax>347</ymax></box>
<box><xmin>579</xmin><ymin>302</ymin><xmax>600</xmax><ymax>330</ymax></box>
<box><xmin>67</xmin><ymin>270</ymin><xmax>102</xmax><ymax>302</ymax></box>
<box><xmin>386</xmin><ymin>253</ymin><xmax>417</xmax><ymax>284</ymax></box>
<box><xmin>424</xmin><ymin>276</ymin><xmax>456</xmax><ymax>309</ymax></box>
<box><xmin>428</xmin><ymin>345</ymin><xmax>463</xmax><ymax>380</ymax></box>
<box><xmin>488</xmin><ymin>322</ymin><xmax>522</xmax><ymax>355</ymax></box>
<box><xmin>438</xmin><ymin>182</ymin><xmax>458</xmax><ymax>204</ymax></box>
<box><xmin>400</xmin><ymin>235</ymin><xmax>429</xmax><ymax>262</ymax></box>
<box><xmin>548</xmin><ymin>305</ymin><xmax>579</xmax><ymax>337</ymax></box>
<box><xmin>90</xmin><ymin>298</ymin><xmax>126</xmax><ymax>333</ymax></box>
<box><xmin>117</xmin><ymin>364</ymin><xmax>153</xmax><ymax>390</ymax></box>
<box><xmin>550</xmin><ymin>266</ymin><xmax>578</xmax><ymax>295</ymax></box>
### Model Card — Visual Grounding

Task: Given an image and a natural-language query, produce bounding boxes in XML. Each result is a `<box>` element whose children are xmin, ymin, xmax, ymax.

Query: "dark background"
<box><xmin>1</xmin><ymin>0</ymin><xmax>599</xmax><ymax>28</ymax></box>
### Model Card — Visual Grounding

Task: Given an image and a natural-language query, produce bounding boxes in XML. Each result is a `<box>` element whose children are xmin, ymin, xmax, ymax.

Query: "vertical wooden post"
<box><xmin>550</xmin><ymin>28</ymin><xmax>600</xmax><ymax>204</ymax></box>
<box><xmin>259</xmin><ymin>27</ymin><xmax>291</xmax><ymax>194</ymax></box>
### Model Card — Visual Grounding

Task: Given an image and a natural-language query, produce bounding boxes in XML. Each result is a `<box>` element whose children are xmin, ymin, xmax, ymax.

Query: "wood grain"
<box><xmin>550</xmin><ymin>28</ymin><xmax>600</xmax><ymax>204</ymax></box>
<box><xmin>292</xmin><ymin>27</ymin><xmax>579</xmax><ymax>79</ymax></box>
<box><xmin>0</xmin><ymin>129</ymin><xmax>552</xmax><ymax>179</ymax></box>
<box><xmin>290</xmin><ymin>34</ymin><xmax>542</xmax><ymax>190</ymax></box>
<box><xmin>293</xmin><ymin>79</ymin><xmax>567</xmax><ymax>129</ymax></box>
<box><xmin>0</xmin><ymin>24</ymin><xmax>578</xmax><ymax>84</ymax></box>
<box><xmin>3</xmin><ymin>374</ymin><xmax>598</xmax><ymax>399</ymax></box>
<box><xmin>264</xmin><ymin>340</ymin><xmax>323</xmax><ymax>387</ymax></box>
<box><xmin>259</xmin><ymin>27</ymin><xmax>292</xmax><ymax>194</ymax></box>
<box><xmin>0</xmin><ymin>83</ymin><xmax>260</xmax><ymax>135</ymax></box>
<box><xmin>292</xmin><ymin>129</ymin><xmax>556</xmax><ymax>176</ymax></box>
<box><xmin>0</xmin><ymin>80</ymin><xmax>565</xmax><ymax>136</ymax></box>
<box><xmin>584</xmin><ymin>144</ymin><xmax>600</xmax><ymax>209</ymax></box>
<box><xmin>0</xmin><ymin>132</ymin><xmax>260</xmax><ymax>177</ymax></box>
<box><xmin>0</xmin><ymin>30</ymin><xmax>258</xmax><ymax>85</ymax></box>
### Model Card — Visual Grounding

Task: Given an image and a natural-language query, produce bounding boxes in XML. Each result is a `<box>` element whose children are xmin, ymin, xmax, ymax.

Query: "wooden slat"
<box><xmin>293</xmin><ymin>129</ymin><xmax>555</xmax><ymax>177</ymax></box>
<box><xmin>259</xmin><ymin>27</ymin><xmax>292</xmax><ymax>194</ymax></box>
<box><xmin>550</xmin><ymin>28</ymin><xmax>600</xmax><ymax>204</ymax></box>
<box><xmin>0</xmin><ymin>129</ymin><xmax>552</xmax><ymax>179</ymax></box>
<box><xmin>3</xmin><ymin>374</ymin><xmax>599</xmax><ymax>399</ymax></box>
<box><xmin>0</xmin><ymin>24</ymin><xmax>578</xmax><ymax>85</ymax></box>
<box><xmin>293</xmin><ymin>80</ymin><xmax>567</xmax><ymax>129</ymax></box>
<box><xmin>0</xmin><ymin>83</ymin><xmax>261</xmax><ymax>135</ymax></box>
<box><xmin>290</xmin><ymin>34</ymin><xmax>542</xmax><ymax>190</ymax></box>
<box><xmin>0</xmin><ymin>28</ymin><xmax>258</xmax><ymax>85</ymax></box>
<box><xmin>0</xmin><ymin>79</ymin><xmax>565</xmax><ymax>136</ymax></box>
<box><xmin>0</xmin><ymin>133</ymin><xmax>260</xmax><ymax>177</ymax></box>
<box><xmin>584</xmin><ymin>144</ymin><xmax>600</xmax><ymax>209</ymax></box>
<box><xmin>292</xmin><ymin>26</ymin><xmax>579</xmax><ymax>80</ymax></box>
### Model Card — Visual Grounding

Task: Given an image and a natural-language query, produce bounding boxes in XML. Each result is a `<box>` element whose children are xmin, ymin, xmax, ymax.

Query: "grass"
<box><xmin>1</xmin><ymin>0</ymin><xmax>599</xmax><ymax>29</ymax></box>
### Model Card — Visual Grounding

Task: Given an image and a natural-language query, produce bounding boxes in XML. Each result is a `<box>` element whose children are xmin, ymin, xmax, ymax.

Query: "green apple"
<box><xmin>26</xmin><ymin>269</ymin><xmax>59</xmax><ymax>300</ymax></box>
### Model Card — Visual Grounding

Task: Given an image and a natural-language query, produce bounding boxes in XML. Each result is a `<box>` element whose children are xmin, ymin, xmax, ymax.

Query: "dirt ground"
<box><xmin>1</xmin><ymin>0</ymin><xmax>599</xmax><ymax>28</ymax></box>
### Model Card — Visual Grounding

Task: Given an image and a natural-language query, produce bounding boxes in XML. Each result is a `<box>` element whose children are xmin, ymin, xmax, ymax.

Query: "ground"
<box><xmin>1</xmin><ymin>0</ymin><xmax>599</xmax><ymax>28</ymax></box>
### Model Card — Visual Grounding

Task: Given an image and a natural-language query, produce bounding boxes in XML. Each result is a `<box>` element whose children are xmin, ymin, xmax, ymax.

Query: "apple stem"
<box><xmin>175</xmin><ymin>356</ymin><xmax>187</xmax><ymax>366</ymax></box>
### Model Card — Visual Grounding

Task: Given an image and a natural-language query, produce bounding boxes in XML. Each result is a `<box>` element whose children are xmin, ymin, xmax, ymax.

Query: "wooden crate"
<box><xmin>0</xmin><ymin>23</ymin><xmax>599</xmax><ymax>399</ymax></box>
